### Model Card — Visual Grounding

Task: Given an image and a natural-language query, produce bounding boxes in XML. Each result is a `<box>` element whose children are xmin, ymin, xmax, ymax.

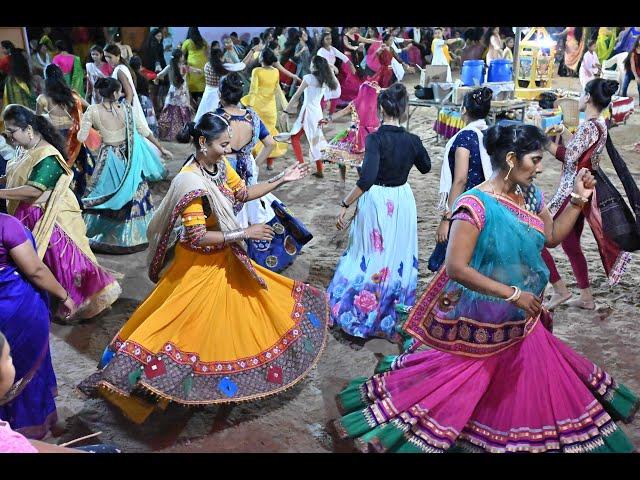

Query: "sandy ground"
<box><xmin>43</xmin><ymin>72</ymin><xmax>640</xmax><ymax>452</ymax></box>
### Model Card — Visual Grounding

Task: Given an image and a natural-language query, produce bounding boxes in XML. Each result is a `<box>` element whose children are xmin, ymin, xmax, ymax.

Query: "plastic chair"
<box><xmin>602</xmin><ymin>52</ymin><xmax>628</xmax><ymax>94</ymax></box>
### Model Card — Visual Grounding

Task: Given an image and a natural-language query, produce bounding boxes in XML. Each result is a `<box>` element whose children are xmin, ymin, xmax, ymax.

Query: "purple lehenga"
<box><xmin>0</xmin><ymin>214</ymin><xmax>57</xmax><ymax>439</ymax></box>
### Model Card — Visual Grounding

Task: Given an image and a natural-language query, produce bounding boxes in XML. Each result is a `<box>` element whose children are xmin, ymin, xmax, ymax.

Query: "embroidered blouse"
<box><xmin>77</xmin><ymin>103</ymin><xmax>152</xmax><ymax>145</ymax></box>
<box><xmin>27</xmin><ymin>155</ymin><xmax>65</xmax><ymax>191</ymax></box>
<box><xmin>453</xmin><ymin>186</ymin><xmax>546</xmax><ymax>232</ymax></box>
<box><xmin>179</xmin><ymin>160</ymin><xmax>249</xmax><ymax>252</ymax></box>
<box><xmin>204</xmin><ymin>63</ymin><xmax>222</xmax><ymax>88</ymax></box>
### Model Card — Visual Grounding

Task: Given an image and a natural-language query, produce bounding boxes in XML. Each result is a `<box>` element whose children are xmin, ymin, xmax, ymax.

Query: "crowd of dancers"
<box><xmin>0</xmin><ymin>26</ymin><xmax>638</xmax><ymax>453</ymax></box>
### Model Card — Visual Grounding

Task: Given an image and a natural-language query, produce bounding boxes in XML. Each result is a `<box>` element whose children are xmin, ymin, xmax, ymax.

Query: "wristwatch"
<box><xmin>340</xmin><ymin>200</ymin><xmax>350</xmax><ymax>209</ymax></box>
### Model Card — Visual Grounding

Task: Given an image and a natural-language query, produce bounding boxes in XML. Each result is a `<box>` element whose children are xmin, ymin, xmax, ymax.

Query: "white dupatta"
<box><xmin>438</xmin><ymin>119</ymin><xmax>492</xmax><ymax>212</ymax></box>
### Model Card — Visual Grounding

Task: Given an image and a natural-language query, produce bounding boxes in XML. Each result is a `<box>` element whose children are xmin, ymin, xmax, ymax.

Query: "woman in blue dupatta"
<box><xmin>333</xmin><ymin>124</ymin><xmax>638</xmax><ymax>453</ymax></box>
<box><xmin>77</xmin><ymin>77</ymin><xmax>173</xmax><ymax>253</ymax></box>
<box><xmin>0</xmin><ymin>213</ymin><xmax>76</xmax><ymax>439</ymax></box>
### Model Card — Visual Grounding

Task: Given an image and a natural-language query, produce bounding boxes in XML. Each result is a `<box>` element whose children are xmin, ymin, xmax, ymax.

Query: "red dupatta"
<box><xmin>559</xmin><ymin>119</ymin><xmax>632</xmax><ymax>284</ymax></box>
<box><xmin>65</xmin><ymin>92</ymin><xmax>84</xmax><ymax>166</ymax></box>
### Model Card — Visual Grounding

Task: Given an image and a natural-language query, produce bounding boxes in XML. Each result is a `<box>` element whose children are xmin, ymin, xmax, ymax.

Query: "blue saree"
<box><xmin>0</xmin><ymin>216</ymin><xmax>57</xmax><ymax>439</ymax></box>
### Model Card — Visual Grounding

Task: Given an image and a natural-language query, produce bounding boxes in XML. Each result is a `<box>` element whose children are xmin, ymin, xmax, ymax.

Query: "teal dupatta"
<box><xmin>405</xmin><ymin>186</ymin><xmax>551</xmax><ymax>357</ymax></box>
<box><xmin>83</xmin><ymin>100</ymin><xmax>166</xmax><ymax>210</ymax></box>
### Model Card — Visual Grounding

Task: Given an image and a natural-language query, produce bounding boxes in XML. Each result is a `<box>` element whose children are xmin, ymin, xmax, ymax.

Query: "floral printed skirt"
<box><xmin>327</xmin><ymin>184</ymin><xmax>419</xmax><ymax>342</ymax></box>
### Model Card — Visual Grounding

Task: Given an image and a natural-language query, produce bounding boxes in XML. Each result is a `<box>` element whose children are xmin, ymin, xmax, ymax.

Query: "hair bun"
<box><xmin>482</xmin><ymin>124</ymin><xmax>503</xmax><ymax>156</ymax></box>
<box><xmin>187</xmin><ymin>122</ymin><xmax>198</xmax><ymax>137</ymax></box>
<box><xmin>94</xmin><ymin>77</ymin><xmax>109</xmax><ymax>89</ymax></box>
<box><xmin>603</xmin><ymin>80</ymin><xmax>619</xmax><ymax>98</ymax></box>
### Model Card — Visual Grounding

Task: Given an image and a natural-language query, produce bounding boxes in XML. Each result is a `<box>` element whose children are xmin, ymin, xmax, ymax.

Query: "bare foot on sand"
<box><xmin>566</xmin><ymin>297</ymin><xmax>596</xmax><ymax>310</ymax></box>
<box><xmin>545</xmin><ymin>292</ymin><xmax>573</xmax><ymax>310</ymax></box>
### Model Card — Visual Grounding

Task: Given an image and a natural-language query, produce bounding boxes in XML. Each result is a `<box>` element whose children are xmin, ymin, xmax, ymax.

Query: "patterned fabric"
<box><xmin>407</xmin><ymin>188</ymin><xmax>547</xmax><ymax>356</ymax></box>
<box><xmin>548</xmin><ymin>118</ymin><xmax>607</xmax><ymax>216</ymax></box>
<box><xmin>26</xmin><ymin>155</ymin><xmax>65</xmax><ymax>191</ymax></box>
<box><xmin>328</xmin><ymin>184</ymin><xmax>419</xmax><ymax>341</ymax></box>
<box><xmin>204</xmin><ymin>63</ymin><xmax>221</xmax><ymax>87</ymax></box>
<box><xmin>220</xmin><ymin>107</ymin><xmax>312</xmax><ymax>273</ymax></box>
<box><xmin>78</xmin><ymin>162</ymin><xmax>330</xmax><ymax>419</ymax></box>
<box><xmin>158</xmin><ymin>83</ymin><xmax>193</xmax><ymax>141</ymax></box>
<box><xmin>81</xmin><ymin>100</ymin><xmax>166</xmax><ymax>254</ymax></box>
<box><xmin>334</xmin><ymin>184</ymin><xmax>639</xmax><ymax>454</ymax></box>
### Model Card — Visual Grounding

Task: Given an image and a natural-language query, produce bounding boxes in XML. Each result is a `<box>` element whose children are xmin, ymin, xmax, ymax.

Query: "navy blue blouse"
<box><xmin>448</xmin><ymin>130</ymin><xmax>486</xmax><ymax>191</ymax></box>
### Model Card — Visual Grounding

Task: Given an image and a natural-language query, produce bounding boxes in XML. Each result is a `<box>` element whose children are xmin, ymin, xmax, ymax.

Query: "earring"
<box><xmin>28</xmin><ymin>129</ymin><xmax>33</xmax><ymax>142</ymax></box>
<box><xmin>200</xmin><ymin>143</ymin><xmax>208</xmax><ymax>155</ymax></box>
<box><xmin>504</xmin><ymin>162</ymin><xmax>513</xmax><ymax>181</ymax></box>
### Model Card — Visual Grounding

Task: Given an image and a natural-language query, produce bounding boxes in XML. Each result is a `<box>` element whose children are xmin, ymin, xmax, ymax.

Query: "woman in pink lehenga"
<box><xmin>0</xmin><ymin>105</ymin><xmax>121</xmax><ymax>322</ymax></box>
<box><xmin>365</xmin><ymin>35</ymin><xmax>414</xmax><ymax>88</ymax></box>
<box><xmin>333</xmin><ymin>124</ymin><xmax>638</xmax><ymax>453</ymax></box>
<box><xmin>340</xmin><ymin>28</ymin><xmax>378</xmax><ymax>104</ymax></box>
<box><xmin>321</xmin><ymin>81</ymin><xmax>381</xmax><ymax>182</ymax></box>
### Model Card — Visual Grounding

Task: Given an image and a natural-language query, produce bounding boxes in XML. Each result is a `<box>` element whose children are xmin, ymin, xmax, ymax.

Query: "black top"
<box><xmin>135</xmin><ymin>72</ymin><xmax>150</xmax><ymax>97</ymax></box>
<box><xmin>142</xmin><ymin>39</ymin><xmax>166</xmax><ymax>72</ymax></box>
<box><xmin>356</xmin><ymin>125</ymin><xmax>431</xmax><ymax>191</ymax></box>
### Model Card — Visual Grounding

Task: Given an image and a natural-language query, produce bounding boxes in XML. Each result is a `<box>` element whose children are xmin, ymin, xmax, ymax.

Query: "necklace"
<box><xmin>103</xmin><ymin>101</ymin><xmax>121</xmax><ymax>116</ymax></box>
<box><xmin>195</xmin><ymin>157</ymin><xmax>224</xmax><ymax>184</ymax></box>
<box><xmin>28</xmin><ymin>137</ymin><xmax>43</xmax><ymax>151</ymax></box>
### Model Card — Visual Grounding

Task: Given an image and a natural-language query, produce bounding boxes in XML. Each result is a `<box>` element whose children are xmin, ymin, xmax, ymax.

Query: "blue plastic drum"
<box><xmin>488</xmin><ymin>59</ymin><xmax>513</xmax><ymax>82</ymax></box>
<box><xmin>461</xmin><ymin>60</ymin><xmax>485</xmax><ymax>86</ymax></box>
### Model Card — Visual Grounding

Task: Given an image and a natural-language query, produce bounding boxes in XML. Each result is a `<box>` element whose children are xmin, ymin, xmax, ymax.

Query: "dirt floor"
<box><xmin>45</xmin><ymin>72</ymin><xmax>640</xmax><ymax>452</ymax></box>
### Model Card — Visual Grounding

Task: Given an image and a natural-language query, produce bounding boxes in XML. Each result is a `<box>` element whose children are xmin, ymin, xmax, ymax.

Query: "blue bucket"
<box><xmin>488</xmin><ymin>59</ymin><xmax>513</xmax><ymax>82</ymax></box>
<box><xmin>461</xmin><ymin>60</ymin><xmax>485</xmax><ymax>86</ymax></box>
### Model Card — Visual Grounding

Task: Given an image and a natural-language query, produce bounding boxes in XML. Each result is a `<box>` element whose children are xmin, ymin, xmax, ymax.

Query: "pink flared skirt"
<box><xmin>15</xmin><ymin>203</ymin><xmax>121</xmax><ymax>320</ymax></box>
<box><xmin>336</xmin><ymin>320</ymin><xmax>638</xmax><ymax>452</ymax></box>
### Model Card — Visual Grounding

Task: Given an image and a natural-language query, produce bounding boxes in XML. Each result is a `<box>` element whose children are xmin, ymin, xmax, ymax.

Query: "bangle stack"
<box><xmin>268</xmin><ymin>171</ymin><xmax>286</xmax><ymax>184</ymax></box>
<box><xmin>505</xmin><ymin>286</ymin><xmax>522</xmax><ymax>303</ymax></box>
<box><xmin>223</xmin><ymin>228</ymin><xmax>247</xmax><ymax>245</ymax></box>
<box><xmin>61</xmin><ymin>292</ymin><xmax>69</xmax><ymax>303</ymax></box>
<box><xmin>569</xmin><ymin>192</ymin><xmax>589</xmax><ymax>208</ymax></box>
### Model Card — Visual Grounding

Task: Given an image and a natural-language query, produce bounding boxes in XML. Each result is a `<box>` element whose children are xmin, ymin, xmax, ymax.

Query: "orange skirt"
<box><xmin>92</xmin><ymin>243</ymin><xmax>329</xmax><ymax>423</ymax></box>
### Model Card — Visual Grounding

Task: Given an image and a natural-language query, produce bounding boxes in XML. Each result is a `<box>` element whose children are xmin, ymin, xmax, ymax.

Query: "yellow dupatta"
<box><xmin>5</xmin><ymin>144</ymin><xmax>97</xmax><ymax>262</ymax></box>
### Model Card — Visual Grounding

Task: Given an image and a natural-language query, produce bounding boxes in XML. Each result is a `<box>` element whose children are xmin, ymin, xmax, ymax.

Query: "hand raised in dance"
<box><xmin>282</xmin><ymin>163</ymin><xmax>310</xmax><ymax>183</ymax></box>
<box><xmin>573</xmin><ymin>167</ymin><xmax>596</xmax><ymax>199</ymax></box>
<box><xmin>514</xmin><ymin>291</ymin><xmax>542</xmax><ymax>318</ymax></box>
<box><xmin>245</xmin><ymin>224</ymin><xmax>275</xmax><ymax>241</ymax></box>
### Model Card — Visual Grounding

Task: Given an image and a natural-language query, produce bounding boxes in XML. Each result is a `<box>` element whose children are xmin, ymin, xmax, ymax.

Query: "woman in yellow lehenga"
<box><xmin>81</xmin><ymin>113</ymin><xmax>329</xmax><ymax>424</ymax></box>
<box><xmin>241</xmin><ymin>47</ymin><xmax>289</xmax><ymax>170</ymax></box>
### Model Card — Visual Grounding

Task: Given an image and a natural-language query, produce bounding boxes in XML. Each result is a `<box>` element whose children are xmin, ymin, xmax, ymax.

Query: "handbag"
<box><xmin>599</xmin><ymin>135</ymin><xmax>640</xmax><ymax>251</ymax></box>
<box><xmin>246</xmin><ymin>200</ymin><xmax>313</xmax><ymax>272</ymax></box>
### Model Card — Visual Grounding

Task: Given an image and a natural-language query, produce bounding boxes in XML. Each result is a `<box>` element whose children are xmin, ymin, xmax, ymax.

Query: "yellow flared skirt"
<box><xmin>94</xmin><ymin>243</ymin><xmax>328</xmax><ymax>423</ymax></box>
